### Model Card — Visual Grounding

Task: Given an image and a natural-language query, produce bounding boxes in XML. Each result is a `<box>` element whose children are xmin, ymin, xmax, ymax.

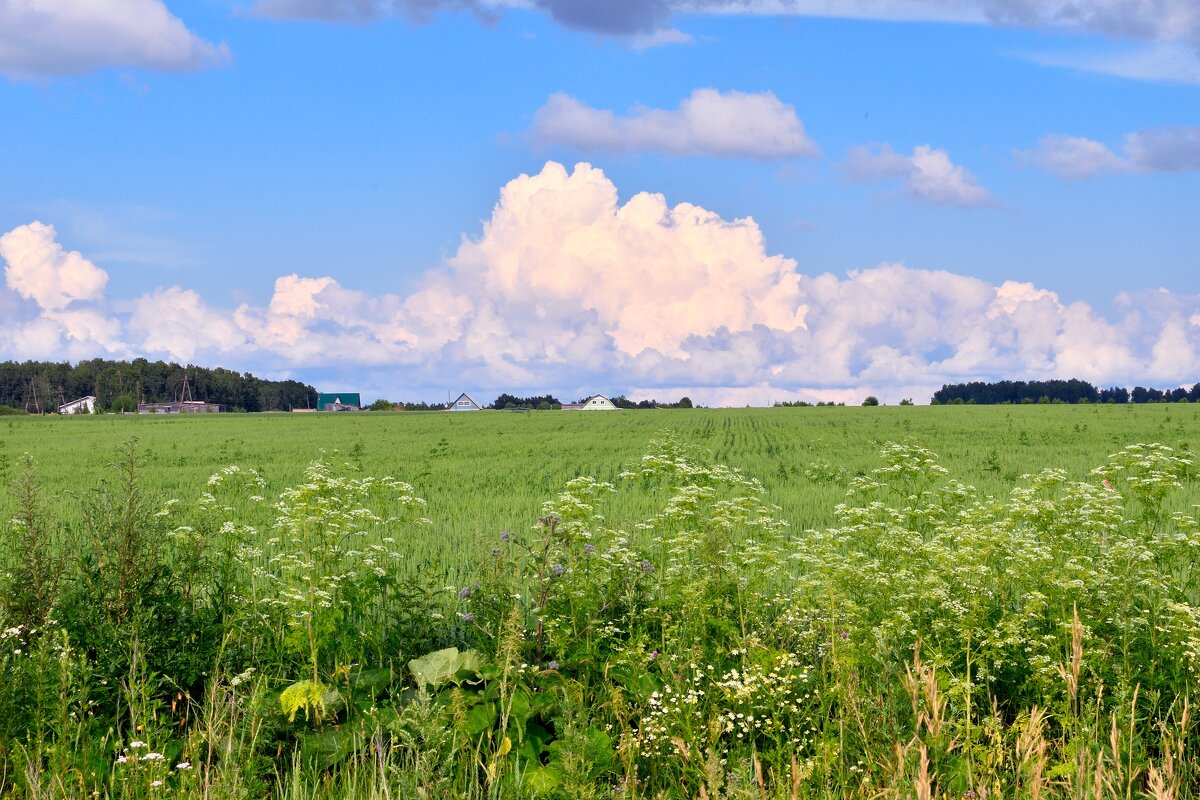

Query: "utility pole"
<box><xmin>25</xmin><ymin>378</ymin><xmax>41</xmax><ymax>414</ymax></box>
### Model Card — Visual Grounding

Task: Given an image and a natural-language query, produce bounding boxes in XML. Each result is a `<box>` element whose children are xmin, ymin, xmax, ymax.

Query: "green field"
<box><xmin>4</xmin><ymin>403</ymin><xmax>1198</xmax><ymax>540</ymax></box>
<box><xmin>2</xmin><ymin>405</ymin><xmax>1199</xmax><ymax>799</ymax></box>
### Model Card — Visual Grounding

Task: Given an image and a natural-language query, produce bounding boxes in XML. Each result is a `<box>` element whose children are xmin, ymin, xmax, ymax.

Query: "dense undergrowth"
<box><xmin>1</xmin><ymin>434</ymin><xmax>1198</xmax><ymax>799</ymax></box>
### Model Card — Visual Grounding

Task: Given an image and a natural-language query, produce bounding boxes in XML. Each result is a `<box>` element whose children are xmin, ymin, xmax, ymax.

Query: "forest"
<box><xmin>0</xmin><ymin>359</ymin><xmax>316</xmax><ymax>413</ymax></box>
<box><xmin>931</xmin><ymin>378</ymin><xmax>1200</xmax><ymax>405</ymax></box>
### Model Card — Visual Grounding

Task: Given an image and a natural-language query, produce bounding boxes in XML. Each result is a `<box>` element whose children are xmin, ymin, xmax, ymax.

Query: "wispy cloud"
<box><xmin>530</xmin><ymin>89</ymin><xmax>819</xmax><ymax>159</ymax></box>
<box><xmin>1025</xmin><ymin>41</ymin><xmax>1200</xmax><ymax>85</ymax></box>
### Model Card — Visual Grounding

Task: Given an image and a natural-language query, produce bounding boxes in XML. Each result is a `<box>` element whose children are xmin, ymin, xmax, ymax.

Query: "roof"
<box><xmin>317</xmin><ymin>392</ymin><xmax>361</xmax><ymax>410</ymax></box>
<box><xmin>563</xmin><ymin>394</ymin><xmax>619</xmax><ymax>410</ymax></box>
<box><xmin>58</xmin><ymin>395</ymin><xmax>96</xmax><ymax>412</ymax></box>
<box><xmin>449</xmin><ymin>392</ymin><xmax>482</xmax><ymax>410</ymax></box>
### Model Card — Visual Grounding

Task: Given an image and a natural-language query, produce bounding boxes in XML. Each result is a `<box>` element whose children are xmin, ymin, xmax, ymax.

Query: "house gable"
<box><xmin>563</xmin><ymin>394</ymin><xmax>618</xmax><ymax>410</ymax></box>
<box><xmin>450</xmin><ymin>392</ymin><xmax>482</xmax><ymax>411</ymax></box>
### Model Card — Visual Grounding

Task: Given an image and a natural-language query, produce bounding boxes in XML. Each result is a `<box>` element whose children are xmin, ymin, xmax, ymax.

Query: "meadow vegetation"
<box><xmin>1</xmin><ymin>405</ymin><xmax>1199</xmax><ymax>799</ymax></box>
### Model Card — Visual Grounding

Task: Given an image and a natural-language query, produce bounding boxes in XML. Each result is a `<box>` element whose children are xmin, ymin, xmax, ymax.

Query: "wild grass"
<box><xmin>0</xmin><ymin>405</ymin><xmax>1199</xmax><ymax>797</ymax></box>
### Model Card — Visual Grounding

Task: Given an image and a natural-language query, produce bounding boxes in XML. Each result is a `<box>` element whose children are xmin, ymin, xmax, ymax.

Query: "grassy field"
<box><xmin>2</xmin><ymin>404</ymin><xmax>1199</xmax><ymax>799</ymax></box>
<box><xmin>3</xmin><ymin>403</ymin><xmax>1197</xmax><ymax>539</ymax></box>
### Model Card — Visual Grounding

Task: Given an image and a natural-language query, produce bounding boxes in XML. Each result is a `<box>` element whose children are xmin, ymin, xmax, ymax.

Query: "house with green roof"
<box><xmin>317</xmin><ymin>392</ymin><xmax>361</xmax><ymax>411</ymax></box>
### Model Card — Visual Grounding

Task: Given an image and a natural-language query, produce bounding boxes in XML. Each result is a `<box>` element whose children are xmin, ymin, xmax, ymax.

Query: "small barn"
<box><xmin>317</xmin><ymin>393</ymin><xmax>361</xmax><ymax>411</ymax></box>
<box><xmin>449</xmin><ymin>392</ymin><xmax>482</xmax><ymax>411</ymax></box>
<box><xmin>59</xmin><ymin>395</ymin><xmax>96</xmax><ymax>415</ymax></box>
<box><xmin>562</xmin><ymin>395</ymin><xmax>619</xmax><ymax>411</ymax></box>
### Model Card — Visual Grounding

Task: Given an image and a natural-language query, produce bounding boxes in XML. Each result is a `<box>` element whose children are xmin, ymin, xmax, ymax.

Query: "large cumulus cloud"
<box><xmin>2</xmin><ymin>162</ymin><xmax>1199</xmax><ymax>404</ymax></box>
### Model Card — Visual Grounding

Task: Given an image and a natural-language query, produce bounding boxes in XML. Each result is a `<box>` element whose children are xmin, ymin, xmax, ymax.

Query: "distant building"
<box><xmin>448</xmin><ymin>392</ymin><xmax>482</xmax><ymax>411</ymax></box>
<box><xmin>138</xmin><ymin>401</ymin><xmax>221</xmax><ymax>414</ymax></box>
<box><xmin>59</xmin><ymin>395</ymin><xmax>96</xmax><ymax>415</ymax></box>
<box><xmin>316</xmin><ymin>393</ymin><xmax>361</xmax><ymax>411</ymax></box>
<box><xmin>562</xmin><ymin>395</ymin><xmax>619</xmax><ymax>411</ymax></box>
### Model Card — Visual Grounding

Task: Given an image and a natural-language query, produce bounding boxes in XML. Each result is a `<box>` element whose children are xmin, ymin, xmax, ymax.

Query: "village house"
<box><xmin>562</xmin><ymin>395</ymin><xmax>619</xmax><ymax>411</ymax></box>
<box><xmin>316</xmin><ymin>393</ymin><xmax>361</xmax><ymax>411</ymax></box>
<box><xmin>449</xmin><ymin>392</ymin><xmax>482</xmax><ymax>411</ymax></box>
<box><xmin>58</xmin><ymin>395</ymin><xmax>96</xmax><ymax>415</ymax></box>
<box><xmin>138</xmin><ymin>400</ymin><xmax>221</xmax><ymax>414</ymax></box>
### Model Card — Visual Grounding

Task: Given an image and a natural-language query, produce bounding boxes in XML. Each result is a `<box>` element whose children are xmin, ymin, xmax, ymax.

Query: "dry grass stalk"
<box><xmin>1146</xmin><ymin>697</ymin><xmax>1188</xmax><ymax>800</ymax></box>
<box><xmin>1056</xmin><ymin>605</ymin><xmax>1084</xmax><ymax>714</ymax></box>
<box><xmin>904</xmin><ymin>646</ymin><xmax>946</xmax><ymax>741</ymax></box>
<box><xmin>1016</xmin><ymin>706</ymin><xmax>1047</xmax><ymax>800</ymax></box>
<box><xmin>913</xmin><ymin>743</ymin><xmax>932</xmax><ymax>800</ymax></box>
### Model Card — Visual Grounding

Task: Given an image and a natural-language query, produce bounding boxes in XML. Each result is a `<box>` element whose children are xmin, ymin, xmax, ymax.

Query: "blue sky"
<box><xmin>1</xmin><ymin>0</ymin><xmax>1198</xmax><ymax>405</ymax></box>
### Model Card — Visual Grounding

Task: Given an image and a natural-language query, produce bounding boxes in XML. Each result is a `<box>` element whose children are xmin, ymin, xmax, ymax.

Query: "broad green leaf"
<box><xmin>520</xmin><ymin>764</ymin><xmax>562</xmax><ymax>796</ymax></box>
<box><xmin>408</xmin><ymin>647</ymin><xmax>482</xmax><ymax>689</ymax></box>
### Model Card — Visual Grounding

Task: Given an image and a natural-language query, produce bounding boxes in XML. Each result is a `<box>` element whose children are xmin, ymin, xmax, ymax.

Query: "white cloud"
<box><xmin>1</xmin><ymin>221</ymin><xmax>108</xmax><ymax>309</ymax></box>
<box><xmin>845</xmin><ymin>144</ymin><xmax>992</xmax><ymax>206</ymax></box>
<box><xmin>0</xmin><ymin>0</ymin><xmax>229</xmax><ymax>79</ymax></box>
<box><xmin>0</xmin><ymin>221</ymin><xmax>123</xmax><ymax>356</ymax></box>
<box><xmin>1020</xmin><ymin>135</ymin><xmax>1129</xmax><ymax>179</ymax></box>
<box><xmin>438</xmin><ymin>161</ymin><xmax>808</xmax><ymax>357</ymax></box>
<box><xmin>128</xmin><ymin>287</ymin><xmax>249</xmax><ymax>362</ymax></box>
<box><xmin>530</xmin><ymin>89</ymin><xmax>819</xmax><ymax>159</ymax></box>
<box><xmin>1023</xmin><ymin>126</ymin><xmax>1200</xmax><ymax>179</ymax></box>
<box><xmin>257</xmin><ymin>0</ymin><xmax>1200</xmax><ymax>45</ymax></box>
<box><xmin>3</xmin><ymin>164</ymin><xmax>1200</xmax><ymax>403</ymax></box>
<box><xmin>680</xmin><ymin>0</ymin><xmax>1200</xmax><ymax>45</ymax></box>
<box><xmin>1126</xmin><ymin>127</ymin><xmax>1200</xmax><ymax>171</ymax></box>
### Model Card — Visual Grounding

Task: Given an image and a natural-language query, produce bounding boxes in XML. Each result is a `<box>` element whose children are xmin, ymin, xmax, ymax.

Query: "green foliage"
<box><xmin>110</xmin><ymin>393</ymin><xmax>137</xmax><ymax>413</ymax></box>
<box><xmin>407</xmin><ymin>647</ymin><xmax>481</xmax><ymax>690</ymax></box>
<box><xmin>1</xmin><ymin>456</ymin><xmax>63</xmax><ymax>627</ymax></box>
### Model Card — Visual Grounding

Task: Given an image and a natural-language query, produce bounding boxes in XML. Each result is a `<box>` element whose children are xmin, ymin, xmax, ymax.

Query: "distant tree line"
<box><xmin>489</xmin><ymin>393</ymin><xmax>563</xmax><ymax>410</ymax></box>
<box><xmin>485</xmin><ymin>393</ymin><xmax>695</xmax><ymax>410</ymax></box>
<box><xmin>774</xmin><ymin>400</ymin><xmax>847</xmax><ymax>407</ymax></box>
<box><xmin>931</xmin><ymin>379</ymin><xmax>1200</xmax><ymax>405</ymax></box>
<box><xmin>365</xmin><ymin>399</ymin><xmax>448</xmax><ymax>411</ymax></box>
<box><xmin>609</xmin><ymin>395</ymin><xmax>693</xmax><ymax>409</ymax></box>
<box><xmin>0</xmin><ymin>359</ymin><xmax>316</xmax><ymax>413</ymax></box>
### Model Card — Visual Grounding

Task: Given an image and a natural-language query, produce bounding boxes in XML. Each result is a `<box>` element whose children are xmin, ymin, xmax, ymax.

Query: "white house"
<box><xmin>449</xmin><ymin>392</ymin><xmax>482</xmax><ymax>411</ymax></box>
<box><xmin>562</xmin><ymin>395</ymin><xmax>619</xmax><ymax>411</ymax></box>
<box><xmin>58</xmin><ymin>395</ymin><xmax>96</xmax><ymax>415</ymax></box>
